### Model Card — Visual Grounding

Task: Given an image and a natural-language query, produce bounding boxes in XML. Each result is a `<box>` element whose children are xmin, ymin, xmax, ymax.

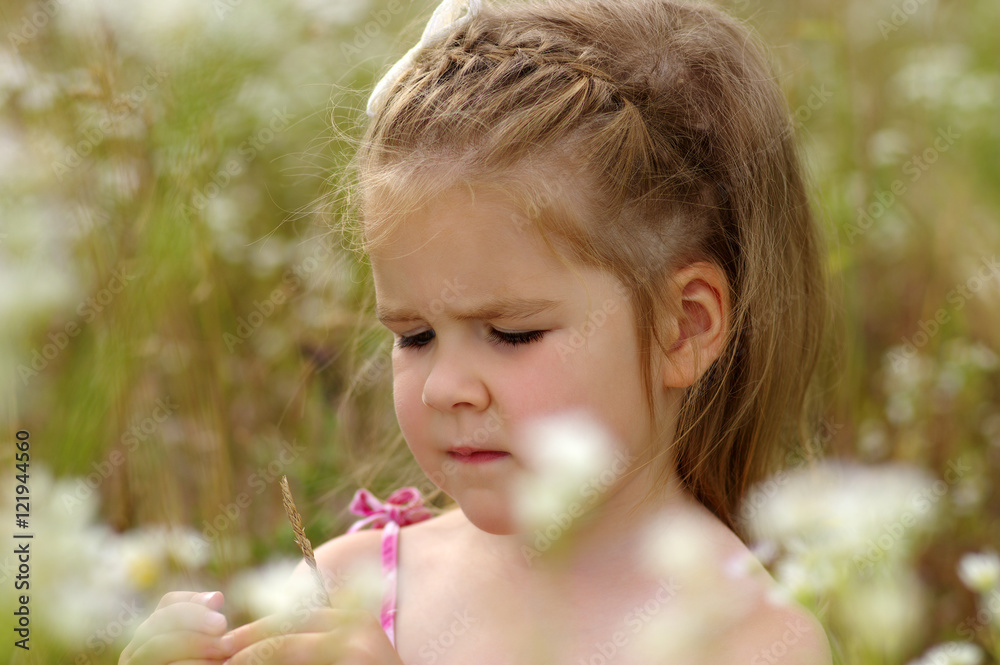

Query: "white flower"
<box><xmin>1</xmin><ymin>466</ymin><xmax>141</xmax><ymax>647</ymax></box>
<box><xmin>331</xmin><ymin>559</ymin><xmax>383</xmax><ymax>613</ymax></box>
<box><xmin>868</xmin><ymin>129</ymin><xmax>911</xmax><ymax>167</ymax></box>
<box><xmin>115</xmin><ymin>526</ymin><xmax>210</xmax><ymax>590</ymax></box>
<box><xmin>229</xmin><ymin>559</ymin><xmax>318</xmax><ymax>619</ymax></box>
<box><xmin>512</xmin><ymin>411</ymin><xmax>621</xmax><ymax>535</ymax></box>
<box><xmin>746</xmin><ymin>461</ymin><xmax>936</xmax><ymax>565</ymax></box>
<box><xmin>295</xmin><ymin>0</ymin><xmax>370</xmax><ymax>26</ymax></box>
<box><xmin>909</xmin><ymin>641</ymin><xmax>984</xmax><ymax>665</ymax></box>
<box><xmin>119</xmin><ymin>531</ymin><xmax>169</xmax><ymax>591</ymax></box>
<box><xmin>837</xmin><ymin>570</ymin><xmax>925</xmax><ymax>657</ymax></box>
<box><xmin>957</xmin><ymin>551</ymin><xmax>1000</xmax><ymax>594</ymax></box>
<box><xmin>641</xmin><ymin>511</ymin><xmax>716</xmax><ymax>581</ymax></box>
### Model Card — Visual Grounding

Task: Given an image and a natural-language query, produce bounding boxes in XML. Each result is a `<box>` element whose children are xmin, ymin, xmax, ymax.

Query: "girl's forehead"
<box><xmin>368</xmin><ymin>188</ymin><xmax>538</xmax><ymax>260</ymax></box>
<box><xmin>362</xmin><ymin>169</ymin><xmax>595</xmax><ymax>259</ymax></box>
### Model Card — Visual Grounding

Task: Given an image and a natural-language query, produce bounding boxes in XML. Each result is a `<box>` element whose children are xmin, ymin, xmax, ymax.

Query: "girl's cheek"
<box><xmin>392</xmin><ymin>367</ymin><xmax>426</xmax><ymax>435</ymax></box>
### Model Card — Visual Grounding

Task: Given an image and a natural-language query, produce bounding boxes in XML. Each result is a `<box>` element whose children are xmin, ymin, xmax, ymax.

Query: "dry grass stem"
<box><xmin>280</xmin><ymin>475</ymin><xmax>332</xmax><ymax>607</ymax></box>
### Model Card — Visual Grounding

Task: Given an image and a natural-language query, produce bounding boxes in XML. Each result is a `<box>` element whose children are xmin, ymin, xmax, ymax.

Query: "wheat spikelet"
<box><xmin>280</xmin><ymin>475</ymin><xmax>332</xmax><ymax>607</ymax></box>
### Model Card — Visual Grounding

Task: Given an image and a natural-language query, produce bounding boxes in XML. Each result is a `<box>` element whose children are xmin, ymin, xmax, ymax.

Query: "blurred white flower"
<box><xmin>0</xmin><ymin>48</ymin><xmax>30</xmax><ymax>103</ymax></box>
<box><xmin>836</xmin><ymin>569</ymin><xmax>925</xmax><ymax>657</ymax></box>
<box><xmin>868</xmin><ymin>128</ymin><xmax>912</xmax><ymax>167</ymax></box>
<box><xmin>634</xmin><ymin>510</ymin><xmax>758</xmax><ymax>662</ymax></box>
<box><xmin>909</xmin><ymin>641</ymin><xmax>985</xmax><ymax>665</ymax></box>
<box><xmin>295</xmin><ymin>0</ymin><xmax>370</xmax><ymax>26</ymax></box>
<box><xmin>512</xmin><ymin>411</ymin><xmax>621</xmax><ymax>535</ymax></box>
<box><xmin>772</xmin><ymin>553</ymin><xmax>840</xmax><ymax>602</ymax></box>
<box><xmin>957</xmin><ymin>551</ymin><xmax>1000</xmax><ymax>594</ymax></box>
<box><xmin>1</xmin><ymin>466</ymin><xmax>143</xmax><ymax>647</ymax></box>
<box><xmin>229</xmin><ymin>559</ymin><xmax>318</xmax><ymax>619</ymax></box>
<box><xmin>116</xmin><ymin>525</ymin><xmax>210</xmax><ymax>590</ymax></box>
<box><xmin>892</xmin><ymin>45</ymin><xmax>969</xmax><ymax>108</ymax></box>
<box><xmin>857</xmin><ymin>419</ymin><xmax>890</xmax><ymax>459</ymax></box>
<box><xmin>641</xmin><ymin>511</ymin><xmax>716</xmax><ymax>581</ymax></box>
<box><xmin>886</xmin><ymin>392</ymin><xmax>916</xmax><ymax>425</ymax></box>
<box><xmin>119</xmin><ymin>530</ymin><xmax>168</xmax><ymax>591</ymax></box>
<box><xmin>746</xmin><ymin>461</ymin><xmax>937</xmax><ymax>566</ymax></box>
<box><xmin>331</xmin><ymin>559</ymin><xmax>383</xmax><ymax>613</ymax></box>
<box><xmin>57</xmin><ymin>0</ymin><xmax>212</xmax><ymax>58</ymax></box>
<box><xmin>629</xmin><ymin>602</ymin><xmax>716</xmax><ymax>663</ymax></box>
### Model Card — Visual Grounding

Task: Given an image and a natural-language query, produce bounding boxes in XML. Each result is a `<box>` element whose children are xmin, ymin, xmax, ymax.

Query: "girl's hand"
<box><xmin>224</xmin><ymin>607</ymin><xmax>403</xmax><ymax>665</ymax></box>
<box><xmin>120</xmin><ymin>591</ymin><xmax>235</xmax><ymax>665</ymax></box>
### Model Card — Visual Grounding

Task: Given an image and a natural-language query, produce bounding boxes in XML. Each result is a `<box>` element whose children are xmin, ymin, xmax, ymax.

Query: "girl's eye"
<box><xmin>488</xmin><ymin>328</ymin><xmax>546</xmax><ymax>347</ymax></box>
<box><xmin>397</xmin><ymin>330</ymin><xmax>435</xmax><ymax>349</ymax></box>
<box><xmin>395</xmin><ymin>328</ymin><xmax>546</xmax><ymax>350</ymax></box>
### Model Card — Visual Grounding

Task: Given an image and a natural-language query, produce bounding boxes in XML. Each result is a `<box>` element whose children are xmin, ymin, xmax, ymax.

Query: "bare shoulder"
<box><xmin>719</xmin><ymin>596</ymin><xmax>832</xmax><ymax>665</ymax></box>
<box><xmin>295</xmin><ymin>508</ymin><xmax>467</xmax><ymax>608</ymax></box>
<box><xmin>290</xmin><ymin>527</ymin><xmax>384</xmax><ymax>613</ymax></box>
<box><xmin>680</xmin><ymin>500</ymin><xmax>832</xmax><ymax>664</ymax></box>
<box><xmin>312</xmin><ymin>527</ymin><xmax>383</xmax><ymax>573</ymax></box>
<box><xmin>715</xmin><ymin>545</ymin><xmax>831</xmax><ymax>664</ymax></box>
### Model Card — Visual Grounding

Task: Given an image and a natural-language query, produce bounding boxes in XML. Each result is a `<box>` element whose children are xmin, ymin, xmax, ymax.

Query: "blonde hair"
<box><xmin>343</xmin><ymin>0</ymin><xmax>828</xmax><ymax>531</ymax></box>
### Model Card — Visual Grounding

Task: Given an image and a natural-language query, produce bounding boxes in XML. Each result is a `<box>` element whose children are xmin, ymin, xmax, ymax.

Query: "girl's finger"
<box><xmin>127</xmin><ymin>631</ymin><xmax>234</xmax><ymax>665</ymax></box>
<box><xmin>129</xmin><ymin>602</ymin><xmax>229</xmax><ymax>651</ymax></box>
<box><xmin>224</xmin><ymin>608</ymin><xmax>353</xmax><ymax>655</ymax></box>
<box><xmin>157</xmin><ymin>591</ymin><xmax>225</xmax><ymax>611</ymax></box>
<box><xmin>225</xmin><ymin>632</ymin><xmax>342</xmax><ymax>665</ymax></box>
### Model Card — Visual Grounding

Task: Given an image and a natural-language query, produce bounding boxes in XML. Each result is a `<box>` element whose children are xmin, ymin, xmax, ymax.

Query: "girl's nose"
<box><xmin>421</xmin><ymin>348</ymin><xmax>490</xmax><ymax>412</ymax></box>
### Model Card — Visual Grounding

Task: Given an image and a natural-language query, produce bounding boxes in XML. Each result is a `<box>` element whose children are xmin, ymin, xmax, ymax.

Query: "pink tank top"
<box><xmin>347</xmin><ymin>487</ymin><xmax>432</xmax><ymax>648</ymax></box>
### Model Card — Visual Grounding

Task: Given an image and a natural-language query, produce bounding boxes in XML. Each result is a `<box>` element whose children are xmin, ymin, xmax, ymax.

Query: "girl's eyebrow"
<box><xmin>376</xmin><ymin>296</ymin><xmax>560</xmax><ymax>325</ymax></box>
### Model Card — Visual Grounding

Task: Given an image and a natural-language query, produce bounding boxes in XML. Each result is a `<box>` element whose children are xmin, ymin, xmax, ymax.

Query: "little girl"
<box><xmin>121</xmin><ymin>0</ymin><xmax>832</xmax><ymax>663</ymax></box>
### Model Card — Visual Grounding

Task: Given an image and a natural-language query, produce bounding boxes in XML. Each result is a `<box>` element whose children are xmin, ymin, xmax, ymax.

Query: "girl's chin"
<box><xmin>449</xmin><ymin>489</ymin><xmax>524</xmax><ymax>535</ymax></box>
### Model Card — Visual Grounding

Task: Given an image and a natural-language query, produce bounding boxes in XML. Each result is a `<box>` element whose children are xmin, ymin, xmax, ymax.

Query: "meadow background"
<box><xmin>1</xmin><ymin>0</ymin><xmax>998</xmax><ymax>663</ymax></box>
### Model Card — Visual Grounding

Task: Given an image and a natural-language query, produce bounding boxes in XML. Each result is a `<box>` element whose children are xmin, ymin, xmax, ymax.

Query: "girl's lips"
<box><xmin>447</xmin><ymin>448</ymin><xmax>511</xmax><ymax>463</ymax></box>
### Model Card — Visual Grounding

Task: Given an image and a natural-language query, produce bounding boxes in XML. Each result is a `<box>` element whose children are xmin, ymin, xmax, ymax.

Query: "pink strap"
<box><xmin>347</xmin><ymin>487</ymin><xmax>431</xmax><ymax>649</ymax></box>
<box><xmin>380</xmin><ymin>520</ymin><xmax>401</xmax><ymax>647</ymax></box>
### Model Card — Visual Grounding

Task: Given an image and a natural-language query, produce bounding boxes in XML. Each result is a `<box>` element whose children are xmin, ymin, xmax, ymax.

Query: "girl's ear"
<box><xmin>660</xmin><ymin>262</ymin><xmax>730</xmax><ymax>389</ymax></box>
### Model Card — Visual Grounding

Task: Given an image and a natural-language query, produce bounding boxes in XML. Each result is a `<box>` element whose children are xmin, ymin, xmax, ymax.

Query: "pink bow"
<box><xmin>347</xmin><ymin>487</ymin><xmax>432</xmax><ymax>532</ymax></box>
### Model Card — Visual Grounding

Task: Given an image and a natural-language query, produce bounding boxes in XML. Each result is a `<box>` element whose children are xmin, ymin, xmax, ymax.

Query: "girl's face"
<box><xmin>370</xmin><ymin>186</ymin><xmax>660</xmax><ymax>535</ymax></box>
